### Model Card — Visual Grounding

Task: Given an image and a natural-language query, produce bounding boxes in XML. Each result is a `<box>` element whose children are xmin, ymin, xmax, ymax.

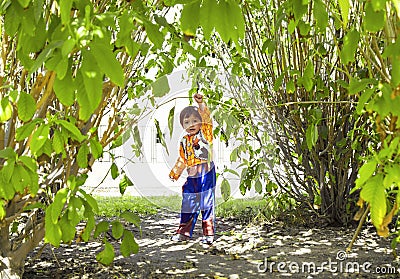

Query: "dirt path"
<box><xmin>24</xmin><ymin>211</ymin><xmax>399</xmax><ymax>278</ymax></box>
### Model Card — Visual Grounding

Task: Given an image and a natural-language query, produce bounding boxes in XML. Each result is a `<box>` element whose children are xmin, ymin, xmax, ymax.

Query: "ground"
<box><xmin>24</xmin><ymin>211</ymin><xmax>400</xmax><ymax>279</ymax></box>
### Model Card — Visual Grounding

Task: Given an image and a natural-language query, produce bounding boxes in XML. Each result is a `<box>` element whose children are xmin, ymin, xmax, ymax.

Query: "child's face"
<box><xmin>182</xmin><ymin>114</ymin><xmax>202</xmax><ymax>135</ymax></box>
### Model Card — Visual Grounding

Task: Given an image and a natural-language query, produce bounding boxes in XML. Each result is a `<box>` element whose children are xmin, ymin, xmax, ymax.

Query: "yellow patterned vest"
<box><xmin>169</xmin><ymin>106</ymin><xmax>213</xmax><ymax>180</ymax></box>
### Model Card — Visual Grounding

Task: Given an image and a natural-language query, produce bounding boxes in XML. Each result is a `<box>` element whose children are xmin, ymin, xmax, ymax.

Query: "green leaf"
<box><xmin>1</xmin><ymin>159</ymin><xmax>15</xmax><ymax>182</ymax></box>
<box><xmin>11</xmin><ymin>164</ymin><xmax>31</xmax><ymax>193</ymax></box>
<box><xmin>120</xmin><ymin>211</ymin><xmax>141</xmax><ymax>229</ymax></box>
<box><xmin>371</xmin><ymin>0</ymin><xmax>386</xmax><ymax>11</ymax></box>
<box><xmin>298</xmin><ymin>21</ymin><xmax>311</xmax><ymax>36</ymax></box>
<box><xmin>340</xmin><ymin>29</ymin><xmax>360</xmax><ymax>64</ymax></box>
<box><xmin>91</xmin><ymin>40</ymin><xmax>124</xmax><ymax>87</ymax></box>
<box><xmin>306</xmin><ymin>124</ymin><xmax>318</xmax><ymax>150</ymax></box>
<box><xmin>143</xmin><ymin>20</ymin><xmax>164</xmax><ymax>49</ymax></box>
<box><xmin>77</xmin><ymin>144</ymin><xmax>89</xmax><ymax>168</ymax></box>
<box><xmin>0</xmin><ymin>202</ymin><xmax>5</xmax><ymax>220</ymax></box>
<box><xmin>348</xmin><ymin>77</ymin><xmax>372</xmax><ymax>95</ymax></box>
<box><xmin>0</xmin><ymin>98</ymin><xmax>13</xmax><ymax>123</ymax></box>
<box><xmin>45</xmin><ymin>204</ymin><xmax>62</xmax><ymax>247</ymax></box>
<box><xmin>151</xmin><ymin>75</ymin><xmax>170</xmax><ymax>97</ymax></box>
<box><xmin>119</xmin><ymin>174</ymin><xmax>133</xmax><ymax>195</ymax></box>
<box><xmin>286</xmin><ymin>80</ymin><xmax>295</xmax><ymax>93</ymax></box>
<box><xmin>76</xmin><ymin>50</ymin><xmax>103</xmax><ymax>121</ymax></box>
<box><xmin>89</xmin><ymin>138</ymin><xmax>103</xmax><ymax>159</ymax></box>
<box><xmin>214</xmin><ymin>0</ymin><xmax>232</xmax><ymax>42</ymax></box>
<box><xmin>154</xmin><ymin>118</ymin><xmax>169</xmax><ymax>155</ymax></box>
<box><xmin>364</xmin><ymin>2</ymin><xmax>385</xmax><ymax>32</ymax></box>
<box><xmin>181</xmin><ymin>0</ymin><xmax>201</xmax><ymax>36</ymax></box>
<box><xmin>254</xmin><ymin>179</ymin><xmax>262</xmax><ymax>194</ymax></box>
<box><xmin>18</xmin><ymin>0</ymin><xmax>31</xmax><ymax>8</ymax></box>
<box><xmin>111</xmin><ymin>163</ymin><xmax>119</xmax><ymax>179</ymax></box>
<box><xmin>292</xmin><ymin>0</ymin><xmax>308</xmax><ymax>22</ymax></box>
<box><xmin>52</xmin><ymin>129</ymin><xmax>65</xmax><ymax>155</ymax></box>
<box><xmin>168</xmin><ymin>106</ymin><xmax>175</xmax><ymax>137</ymax></box>
<box><xmin>96</xmin><ymin>239</ymin><xmax>115</xmax><ymax>266</ymax></box>
<box><xmin>360</xmin><ymin>174</ymin><xmax>386</xmax><ymax>228</ymax></box>
<box><xmin>55</xmin><ymin>119</ymin><xmax>86</xmax><ymax>142</ymax></box>
<box><xmin>227</xmin><ymin>0</ymin><xmax>245</xmax><ymax>43</ymax></box>
<box><xmin>60</xmin><ymin>0</ymin><xmax>73</xmax><ymax>25</ymax></box>
<box><xmin>68</xmin><ymin>196</ymin><xmax>83</xmax><ymax>224</ymax></box>
<box><xmin>120</xmin><ymin>230</ymin><xmax>139</xmax><ymax>257</ymax></box>
<box><xmin>55</xmin><ymin>58</ymin><xmax>69</xmax><ymax>80</ymax></box>
<box><xmin>355</xmin><ymin>159</ymin><xmax>377</xmax><ymax>189</ymax></box>
<box><xmin>52</xmin><ymin>188</ymin><xmax>69</xmax><ymax>224</ymax></box>
<box><xmin>18</xmin><ymin>156</ymin><xmax>37</xmax><ymax>172</ymax></box>
<box><xmin>391</xmin><ymin>57</ymin><xmax>400</xmax><ymax>87</ymax></box>
<box><xmin>356</xmin><ymin>89</ymin><xmax>374</xmax><ymax>114</ymax></box>
<box><xmin>338</xmin><ymin>0</ymin><xmax>350</xmax><ymax>27</ymax></box>
<box><xmin>314</xmin><ymin>0</ymin><xmax>328</xmax><ymax>30</ymax></box>
<box><xmin>221</xmin><ymin>178</ymin><xmax>231</xmax><ymax>201</ymax></box>
<box><xmin>0</xmin><ymin>147</ymin><xmax>17</xmax><ymax>160</ymax></box>
<box><xmin>17</xmin><ymin>92</ymin><xmax>36</xmax><ymax>122</ymax></box>
<box><xmin>40</xmin><ymin>139</ymin><xmax>53</xmax><ymax>157</ymax></box>
<box><xmin>81</xmin><ymin>203</ymin><xmax>95</xmax><ymax>241</ymax></box>
<box><xmin>288</xmin><ymin>19</ymin><xmax>297</xmax><ymax>34</ymax></box>
<box><xmin>27</xmin><ymin>171</ymin><xmax>39</xmax><ymax>196</ymax></box>
<box><xmin>94</xmin><ymin>221</ymin><xmax>110</xmax><ymax>239</ymax></box>
<box><xmin>59</xmin><ymin>213</ymin><xmax>76</xmax><ymax>243</ymax></box>
<box><xmin>29</xmin><ymin>40</ymin><xmax>63</xmax><ymax>74</ymax></box>
<box><xmin>132</xmin><ymin>125</ymin><xmax>142</xmax><ymax>150</ymax></box>
<box><xmin>79</xmin><ymin>189</ymin><xmax>99</xmax><ymax>213</ymax></box>
<box><xmin>111</xmin><ymin>220</ymin><xmax>124</xmax><ymax>239</ymax></box>
<box><xmin>0</xmin><ymin>169</ymin><xmax>16</xmax><ymax>200</ymax></box>
<box><xmin>54</xmin><ymin>68</ymin><xmax>75</xmax><ymax>106</ymax></box>
<box><xmin>62</xmin><ymin>38</ymin><xmax>76</xmax><ymax>57</ymax></box>
<box><xmin>384</xmin><ymin>165</ymin><xmax>400</xmax><ymax>188</ymax></box>
<box><xmin>224</xmin><ymin>168</ymin><xmax>240</xmax><ymax>177</ymax></box>
<box><xmin>302</xmin><ymin>60</ymin><xmax>314</xmax><ymax>91</ymax></box>
<box><xmin>200</xmin><ymin>0</ymin><xmax>218</xmax><ymax>39</ymax></box>
<box><xmin>15</xmin><ymin>119</ymin><xmax>42</xmax><ymax>141</ymax></box>
<box><xmin>24</xmin><ymin>202</ymin><xmax>45</xmax><ymax>211</ymax></box>
<box><xmin>4</xmin><ymin>2</ymin><xmax>22</xmax><ymax>36</ymax></box>
<box><xmin>30</xmin><ymin>124</ymin><xmax>49</xmax><ymax>154</ymax></box>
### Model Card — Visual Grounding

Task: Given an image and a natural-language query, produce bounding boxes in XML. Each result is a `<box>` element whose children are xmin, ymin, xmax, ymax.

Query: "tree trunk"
<box><xmin>0</xmin><ymin>219</ymin><xmax>45</xmax><ymax>279</ymax></box>
<box><xmin>0</xmin><ymin>256</ymin><xmax>25</xmax><ymax>279</ymax></box>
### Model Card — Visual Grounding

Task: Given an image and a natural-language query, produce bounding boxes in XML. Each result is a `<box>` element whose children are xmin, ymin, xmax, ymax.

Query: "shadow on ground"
<box><xmin>24</xmin><ymin>211</ymin><xmax>400</xmax><ymax>278</ymax></box>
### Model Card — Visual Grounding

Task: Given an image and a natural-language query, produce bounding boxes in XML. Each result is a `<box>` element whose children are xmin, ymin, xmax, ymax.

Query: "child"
<box><xmin>169</xmin><ymin>93</ymin><xmax>216</xmax><ymax>244</ymax></box>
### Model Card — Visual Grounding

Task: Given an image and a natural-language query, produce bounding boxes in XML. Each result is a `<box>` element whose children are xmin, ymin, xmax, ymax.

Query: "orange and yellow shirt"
<box><xmin>169</xmin><ymin>106</ymin><xmax>213</xmax><ymax>180</ymax></box>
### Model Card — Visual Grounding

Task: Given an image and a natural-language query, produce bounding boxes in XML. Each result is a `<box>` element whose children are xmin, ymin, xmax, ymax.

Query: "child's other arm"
<box><xmin>169</xmin><ymin>156</ymin><xmax>186</xmax><ymax>181</ymax></box>
<box><xmin>169</xmin><ymin>145</ymin><xmax>186</xmax><ymax>181</ymax></box>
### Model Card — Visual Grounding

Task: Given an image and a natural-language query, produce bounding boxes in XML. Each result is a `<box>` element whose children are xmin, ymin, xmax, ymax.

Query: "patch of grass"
<box><xmin>95</xmin><ymin>196</ymin><xmax>158</xmax><ymax>217</ymax></box>
<box><xmin>144</xmin><ymin>195</ymin><xmax>182</xmax><ymax>212</ymax></box>
<box><xmin>95</xmin><ymin>195</ymin><xmax>271</xmax><ymax>222</ymax></box>
<box><xmin>216</xmin><ymin>197</ymin><xmax>268</xmax><ymax>222</ymax></box>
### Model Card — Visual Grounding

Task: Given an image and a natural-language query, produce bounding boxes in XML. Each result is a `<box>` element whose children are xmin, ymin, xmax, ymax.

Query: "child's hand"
<box><xmin>193</xmin><ymin>93</ymin><xmax>203</xmax><ymax>104</ymax></box>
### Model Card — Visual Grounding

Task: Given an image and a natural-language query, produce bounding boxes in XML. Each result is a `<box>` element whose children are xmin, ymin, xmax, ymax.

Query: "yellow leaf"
<box><xmin>377</xmin><ymin>226</ymin><xmax>389</xmax><ymax>237</ymax></box>
<box><xmin>377</xmin><ymin>204</ymin><xmax>398</xmax><ymax>237</ymax></box>
<box><xmin>356</xmin><ymin>197</ymin><xmax>364</xmax><ymax>208</ymax></box>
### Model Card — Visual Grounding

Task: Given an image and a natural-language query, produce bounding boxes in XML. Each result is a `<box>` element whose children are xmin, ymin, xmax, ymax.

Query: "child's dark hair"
<box><xmin>180</xmin><ymin>106</ymin><xmax>202</xmax><ymax>126</ymax></box>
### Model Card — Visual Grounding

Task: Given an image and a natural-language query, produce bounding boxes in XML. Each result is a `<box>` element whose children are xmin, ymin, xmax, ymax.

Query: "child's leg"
<box><xmin>176</xmin><ymin>178</ymin><xmax>200</xmax><ymax>237</ymax></box>
<box><xmin>200</xmin><ymin>165</ymin><xmax>216</xmax><ymax>236</ymax></box>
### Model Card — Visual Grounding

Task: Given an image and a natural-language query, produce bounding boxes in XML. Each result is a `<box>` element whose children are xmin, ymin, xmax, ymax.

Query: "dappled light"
<box><xmin>24</xmin><ymin>211</ymin><xmax>399</xmax><ymax>278</ymax></box>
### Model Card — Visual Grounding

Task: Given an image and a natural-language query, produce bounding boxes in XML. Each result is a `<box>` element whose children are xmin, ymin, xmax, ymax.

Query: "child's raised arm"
<box><xmin>194</xmin><ymin>93</ymin><xmax>212</xmax><ymax>142</ymax></box>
